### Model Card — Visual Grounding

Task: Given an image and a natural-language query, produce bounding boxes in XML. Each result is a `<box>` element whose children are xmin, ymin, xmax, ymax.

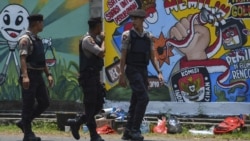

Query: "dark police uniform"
<box><xmin>79</xmin><ymin>32</ymin><xmax>104</xmax><ymax>105</ymax></box>
<box><xmin>78</xmin><ymin>32</ymin><xmax>105</xmax><ymax>139</ymax></box>
<box><xmin>122</xmin><ymin>29</ymin><xmax>153</xmax><ymax>129</ymax></box>
<box><xmin>120</xmin><ymin>9</ymin><xmax>154</xmax><ymax>141</ymax></box>
<box><xmin>18</xmin><ymin>14</ymin><xmax>50</xmax><ymax>141</ymax></box>
<box><xmin>19</xmin><ymin>31</ymin><xmax>50</xmax><ymax>140</ymax></box>
<box><xmin>67</xmin><ymin>17</ymin><xmax>105</xmax><ymax>141</ymax></box>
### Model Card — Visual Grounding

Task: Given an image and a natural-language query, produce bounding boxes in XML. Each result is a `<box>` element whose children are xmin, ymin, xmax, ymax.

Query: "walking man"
<box><xmin>67</xmin><ymin>17</ymin><xmax>105</xmax><ymax>141</ymax></box>
<box><xmin>119</xmin><ymin>9</ymin><xmax>163</xmax><ymax>141</ymax></box>
<box><xmin>17</xmin><ymin>14</ymin><xmax>54</xmax><ymax>141</ymax></box>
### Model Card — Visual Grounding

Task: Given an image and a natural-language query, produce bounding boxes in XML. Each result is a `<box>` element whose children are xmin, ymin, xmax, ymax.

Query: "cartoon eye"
<box><xmin>3</xmin><ymin>14</ymin><xmax>10</xmax><ymax>25</ymax></box>
<box><xmin>226</xmin><ymin>32</ymin><xmax>231</xmax><ymax>37</ymax></box>
<box><xmin>16</xmin><ymin>15</ymin><xmax>23</xmax><ymax>26</ymax></box>
<box><xmin>145</xmin><ymin>12</ymin><xmax>158</xmax><ymax>24</ymax></box>
<box><xmin>229</xmin><ymin>31</ymin><xmax>234</xmax><ymax>36</ymax></box>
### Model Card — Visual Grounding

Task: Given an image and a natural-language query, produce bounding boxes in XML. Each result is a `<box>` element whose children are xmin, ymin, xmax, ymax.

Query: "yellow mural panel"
<box><xmin>103</xmin><ymin>0</ymin><xmax>250</xmax><ymax>102</ymax></box>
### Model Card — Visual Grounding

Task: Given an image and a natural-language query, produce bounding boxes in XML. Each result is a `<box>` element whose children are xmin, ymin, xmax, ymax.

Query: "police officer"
<box><xmin>119</xmin><ymin>9</ymin><xmax>163</xmax><ymax>141</ymax></box>
<box><xmin>17</xmin><ymin>14</ymin><xmax>54</xmax><ymax>141</ymax></box>
<box><xmin>67</xmin><ymin>17</ymin><xmax>105</xmax><ymax>141</ymax></box>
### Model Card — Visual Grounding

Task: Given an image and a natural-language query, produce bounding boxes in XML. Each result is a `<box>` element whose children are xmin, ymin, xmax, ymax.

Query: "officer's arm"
<box><xmin>119</xmin><ymin>31</ymin><xmax>129</xmax><ymax>76</ymax></box>
<box><xmin>119</xmin><ymin>48</ymin><xmax>128</xmax><ymax>87</ymax></box>
<box><xmin>84</xmin><ymin>36</ymin><xmax>105</xmax><ymax>58</ymax></box>
<box><xmin>44</xmin><ymin>65</ymin><xmax>54</xmax><ymax>87</ymax></box>
<box><xmin>151</xmin><ymin>49</ymin><xmax>164</xmax><ymax>83</ymax></box>
<box><xmin>97</xmin><ymin>41</ymin><xmax>105</xmax><ymax>58</ymax></box>
<box><xmin>19</xmin><ymin>38</ymin><xmax>29</xmax><ymax>78</ymax></box>
<box><xmin>44</xmin><ymin>66</ymin><xmax>51</xmax><ymax>77</ymax></box>
<box><xmin>151</xmin><ymin>51</ymin><xmax>161</xmax><ymax>74</ymax></box>
<box><xmin>20</xmin><ymin>55</ymin><xmax>28</xmax><ymax>77</ymax></box>
<box><xmin>119</xmin><ymin>49</ymin><xmax>127</xmax><ymax>76</ymax></box>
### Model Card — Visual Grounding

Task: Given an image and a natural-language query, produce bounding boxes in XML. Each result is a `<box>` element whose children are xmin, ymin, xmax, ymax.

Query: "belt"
<box><xmin>81</xmin><ymin>67</ymin><xmax>99</xmax><ymax>73</ymax></box>
<box><xmin>27</xmin><ymin>69</ymin><xmax>43</xmax><ymax>74</ymax></box>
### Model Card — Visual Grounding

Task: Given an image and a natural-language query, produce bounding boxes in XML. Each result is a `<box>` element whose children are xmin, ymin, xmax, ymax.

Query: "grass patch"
<box><xmin>0</xmin><ymin>120</ymin><xmax>249</xmax><ymax>140</ymax></box>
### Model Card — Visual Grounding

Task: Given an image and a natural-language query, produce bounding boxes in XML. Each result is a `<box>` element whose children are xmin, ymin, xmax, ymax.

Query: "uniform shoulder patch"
<box><xmin>122</xmin><ymin>31</ymin><xmax>130</xmax><ymax>41</ymax></box>
<box><xmin>87</xmin><ymin>36</ymin><xmax>95</xmax><ymax>45</ymax></box>
<box><xmin>122</xmin><ymin>34</ymin><xmax>128</xmax><ymax>41</ymax></box>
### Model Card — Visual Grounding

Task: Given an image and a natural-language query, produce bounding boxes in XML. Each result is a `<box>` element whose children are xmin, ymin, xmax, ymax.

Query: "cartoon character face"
<box><xmin>222</xmin><ymin>26</ymin><xmax>240</xmax><ymax>46</ymax></box>
<box><xmin>0</xmin><ymin>5</ymin><xmax>29</xmax><ymax>42</ymax></box>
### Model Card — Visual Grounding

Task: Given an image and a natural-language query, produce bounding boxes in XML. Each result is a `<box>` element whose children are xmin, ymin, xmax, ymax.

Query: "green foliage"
<box><xmin>33</xmin><ymin>120</ymin><xmax>58</xmax><ymax>131</ymax></box>
<box><xmin>0</xmin><ymin>61</ymin><xmax>21</xmax><ymax>101</ymax></box>
<box><xmin>48</xmin><ymin>58</ymin><xmax>82</xmax><ymax>102</ymax></box>
<box><xmin>0</xmin><ymin>55</ymin><xmax>82</xmax><ymax>102</ymax></box>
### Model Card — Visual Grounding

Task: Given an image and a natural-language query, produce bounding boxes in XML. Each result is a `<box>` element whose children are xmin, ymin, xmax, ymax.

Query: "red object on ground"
<box><xmin>96</xmin><ymin>124</ymin><xmax>116</xmax><ymax>134</ymax></box>
<box><xmin>213</xmin><ymin>116</ymin><xmax>245</xmax><ymax>134</ymax></box>
<box><xmin>153</xmin><ymin>118</ymin><xmax>167</xmax><ymax>134</ymax></box>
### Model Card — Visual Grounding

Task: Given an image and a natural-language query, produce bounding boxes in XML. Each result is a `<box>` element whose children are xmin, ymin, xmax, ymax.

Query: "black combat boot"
<box><xmin>23</xmin><ymin>132</ymin><xmax>41</xmax><ymax>141</ymax></box>
<box><xmin>16</xmin><ymin>120</ymin><xmax>24</xmax><ymax>133</ymax></box>
<box><xmin>129</xmin><ymin>129</ymin><xmax>144</xmax><ymax>141</ymax></box>
<box><xmin>90</xmin><ymin>134</ymin><xmax>105</xmax><ymax>141</ymax></box>
<box><xmin>23</xmin><ymin>123</ymin><xmax>41</xmax><ymax>141</ymax></box>
<box><xmin>67</xmin><ymin>115</ymin><xmax>86</xmax><ymax>140</ymax></box>
<box><xmin>121</xmin><ymin>128</ymin><xmax>132</xmax><ymax>140</ymax></box>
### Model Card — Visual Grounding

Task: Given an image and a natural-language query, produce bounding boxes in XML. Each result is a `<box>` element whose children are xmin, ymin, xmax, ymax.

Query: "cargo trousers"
<box><xmin>125</xmin><ymin>65</ymin><xmax>149</xmax><ymax>131</ymax></box>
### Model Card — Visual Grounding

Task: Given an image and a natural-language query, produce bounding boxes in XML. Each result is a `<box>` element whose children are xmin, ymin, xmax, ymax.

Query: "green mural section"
<box><xmin>0</xmin><ymin>0</ymin><xmax>90</xmax><ymax>101</ymax></box>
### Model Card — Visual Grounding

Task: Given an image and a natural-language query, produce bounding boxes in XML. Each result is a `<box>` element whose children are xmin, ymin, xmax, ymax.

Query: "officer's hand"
<box><xmin>22</xmin><ymin>76</ymin><xmax>30</xmax><ymax>89</ymax></box>
<box><xmin>158</xmin><ymin>73</ymin><xmax>164</xmax><ymax>86</ymax></box>
<box><xmin>100</xmin><ymin>32</ymin><xmax>105</xmax><ymax>40</ymax></box>
<box><xmin>47</xmin><ymin>75</ymin><xmax>54</xmax><ymax>88</ymax></box>
<box><xmin>119</xmin><ymin>74</ymin><xmax>127</xmax><ymax>88</ymax></box>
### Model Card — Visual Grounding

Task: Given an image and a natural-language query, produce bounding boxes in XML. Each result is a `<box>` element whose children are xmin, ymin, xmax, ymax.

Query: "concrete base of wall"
<box><xmin>104</xmin><ymin>101</ymin><xmax>250</xmax><ymax>116</ymax></box>
<box><xmin>0</xmin><ymin>100</ymin><xmax>84</xmax><ymax>113</ymax></box>
<box><xmin>1</xmin><ymin>100</ymin><xmax>249</xmax><ymax>116</ymax></box>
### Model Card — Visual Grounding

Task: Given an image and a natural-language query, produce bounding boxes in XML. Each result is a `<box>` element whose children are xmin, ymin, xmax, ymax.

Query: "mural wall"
<box><xmin>103</xmin><ymin>0</ymin><xmax>250</xmax><ymax>102</ymax></box>
<box><xmin>0</xmin><ymin>0</ymin><xmax>250</xmax><ymax>108</ymax></box>
<box><xmin>0</xmin><ymin>0</ymin><xmax>89</xmax><ymax>102</ymax></box>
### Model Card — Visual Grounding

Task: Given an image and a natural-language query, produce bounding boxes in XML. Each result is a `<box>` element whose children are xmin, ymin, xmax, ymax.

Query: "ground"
<box><xmin>0</xmin><ymin>131</ymin><xmax>249</xmax><ymax>141</ymax></box>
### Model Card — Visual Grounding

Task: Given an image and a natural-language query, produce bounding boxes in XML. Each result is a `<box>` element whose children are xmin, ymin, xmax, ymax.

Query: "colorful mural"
<box><xmin>0</xmin><ymin>0</ymin><xmax>89</xmax><ymax>101</ymax></box>
<box><xmin>103</xmin><ymin>0</ymin><xmax>250</xmax><ymax>102</ymax></box>
<box><xmin>1</xmin><ymin>0</ymin><xmax>250</xmax><ymax>103</ymax></box>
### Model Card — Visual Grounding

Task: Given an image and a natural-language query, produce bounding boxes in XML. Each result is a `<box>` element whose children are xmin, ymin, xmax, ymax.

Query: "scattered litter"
<box><xmin>153</xmin><ymin>115</ymin><xmax>167</xmax><ymax>134</ymax></box>
<box><xmin>213</xmin><ymin>116</ymin><xmax>245</xmax><ymax>134</ymax></box>
<box><xmin>189</xmin><ymin>126</ymin><xmax>214</xmax><ymax>135</ymax></box>
<box><xmin>167</xmin><ymin>116</ymin><xmax>182</xmax><ymax>134</ymax></box>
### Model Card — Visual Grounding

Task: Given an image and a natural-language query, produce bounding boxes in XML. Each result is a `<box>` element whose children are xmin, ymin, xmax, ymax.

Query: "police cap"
<box><xmin>128</xmin><ymin>9</ymin><xmax>146</xmax><ymax>18</ymax></box>
<box><xmin>27</xmin><ymin>14</ymin><xmax>43</xmax><ymax>22</ymax></box>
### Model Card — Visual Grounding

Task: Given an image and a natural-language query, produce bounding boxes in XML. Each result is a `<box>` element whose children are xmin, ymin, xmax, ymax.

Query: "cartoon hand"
<box><xmin>169</xmin><ymin>14</ymin><xmax>210</xmax><ymax>60</ymax></box>
<box><xmin>42</xmin><ymin>38</ymin><xmax>52</xmax><ymax>46</ymax></box>
<box><xmin>199</xmin><ymin>7</ymin><xmax>226</xmax><ymax>26</ymax></box>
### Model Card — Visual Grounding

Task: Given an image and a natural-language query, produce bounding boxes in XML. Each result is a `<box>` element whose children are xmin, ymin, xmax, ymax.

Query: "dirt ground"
<box><xmin>0</xmin><ymin>133</ymin><xmax>248</xmax><ymax>141</ymax></box>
